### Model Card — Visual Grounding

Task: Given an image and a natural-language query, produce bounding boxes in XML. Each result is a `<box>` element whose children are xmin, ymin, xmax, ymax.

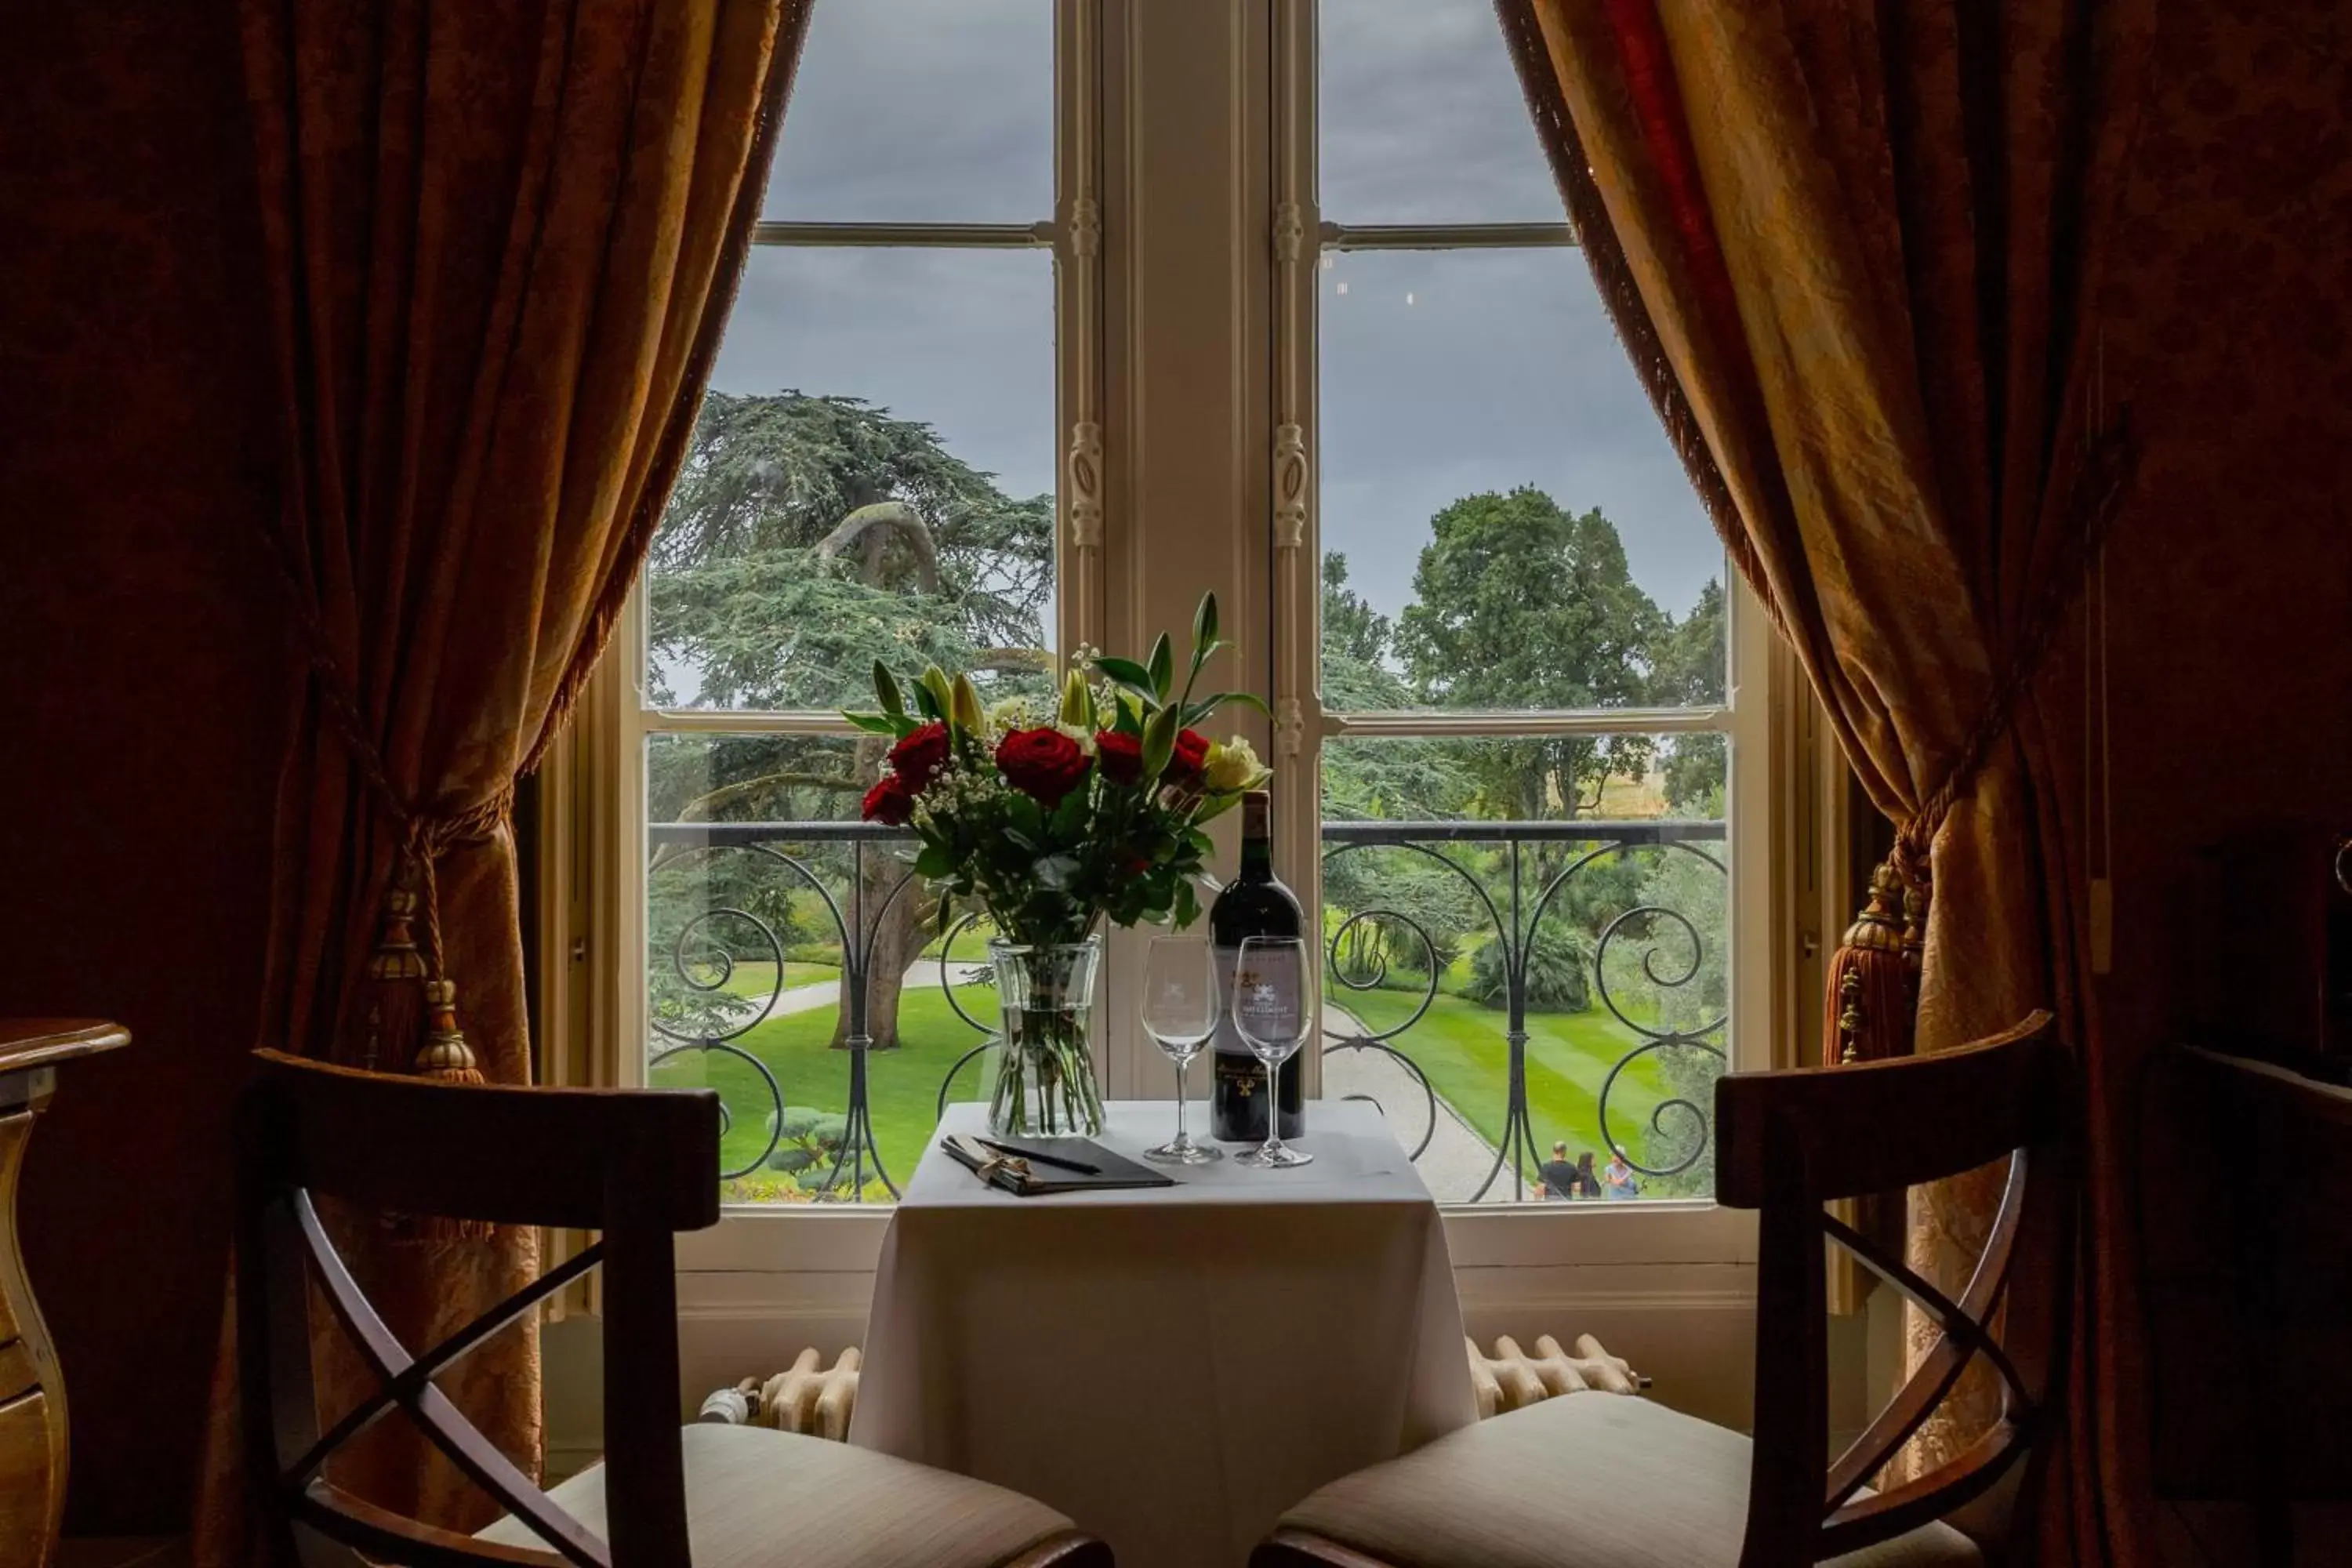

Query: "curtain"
<box><xmin>1497</xmin><ymin>2</ymin><xmax>2152</xmax><ymax>1562</ymax></box>
<box><xmin>197</xmin><ymin>0</ymin><xmax>813</xmax><ymax>1555</ymax></box>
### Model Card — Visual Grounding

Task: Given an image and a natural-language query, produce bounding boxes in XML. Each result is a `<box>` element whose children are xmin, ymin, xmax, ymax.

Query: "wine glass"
<box><xmin>1141</xmin><ymin>936</ymin><xmax>1221</xmax><ymax>1165</ymax></box>
<box><xmin>1229</xmin><ymin>935</ymin><xmax>1313</xmax><ymax>1169</ymax></box>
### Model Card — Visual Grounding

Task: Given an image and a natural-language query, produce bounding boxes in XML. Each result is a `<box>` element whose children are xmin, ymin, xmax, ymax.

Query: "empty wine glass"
<box><xmin>1142</xmin><ymin>936</ymin><xmax>1222</xmax><ymax>1165</ymax></box>
<box><xmin>1230</xmin><ymin>935</ymin><xmax>1313</xmax><ymax>1169</ymax></box>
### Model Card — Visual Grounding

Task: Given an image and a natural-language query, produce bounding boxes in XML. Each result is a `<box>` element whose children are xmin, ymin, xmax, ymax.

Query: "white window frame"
<box><xmin>537</xmin><ymin>0</ymin><xmax>1849</xmax><ymax>1326</ymax></box>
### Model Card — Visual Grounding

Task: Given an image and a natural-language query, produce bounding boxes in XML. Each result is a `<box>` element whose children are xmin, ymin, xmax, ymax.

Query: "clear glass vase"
<box><xmin>986</xmin><ymin>937</ymin><xmax>1106</xmax><ymax>1138</ymax></box>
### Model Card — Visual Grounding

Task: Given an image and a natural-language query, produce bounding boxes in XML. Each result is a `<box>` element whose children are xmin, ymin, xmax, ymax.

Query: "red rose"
<box><xmin>887</xmin><ymin>720</ymin><xmax>950</xmax><ymax>791</ymax></box>
<box><xmin>996</xmin><ymin>726</ymin><xmax>1091</xmax><ymax>808</ymax></box>
<box><xmin>1094</xmin><ymin>730</ymin><xmax>1143</xmax><ymax>786</ymax></box>
<box><xmin>861</xmin><ymin>773</ymin><xmax>915</xmax><ymax>826</ymax></box>
<box><xmin>1163</xmin><ymin>727</ymin><xmax>1211</xmax><ymax>782</ymax></box>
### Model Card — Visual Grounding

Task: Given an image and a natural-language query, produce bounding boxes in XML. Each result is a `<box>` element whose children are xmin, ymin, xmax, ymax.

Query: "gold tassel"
<box><xmin>357</xmin><ymin>873</ymin><xmax>428</xmax><ymax>1073</ymax></box>
<box><xmin>412</xmin><ymin>977</ymin><xmax>485</xmax><ymax>1086</ymax></box>
<box><xmin>397</xmin><ymin>977</ymin><xmax>492</xmax><ymax>1244</ymax></box>
<box><xmin>1824</xmin><ymin>859</ymin><xmax>1915</xmax><ymax>1065</ymax></box>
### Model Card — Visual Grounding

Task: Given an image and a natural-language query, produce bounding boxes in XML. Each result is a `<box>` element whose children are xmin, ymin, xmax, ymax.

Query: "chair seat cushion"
<box><xmin>1281</xmin><ymin>1394</ymin><xmax>1982</xmax><ymax>1568</ymax></box>
<box><xmin>478</xmin><ymin>1423</ymin><xmax>1075</xmax><ymax>1568</ymax></box>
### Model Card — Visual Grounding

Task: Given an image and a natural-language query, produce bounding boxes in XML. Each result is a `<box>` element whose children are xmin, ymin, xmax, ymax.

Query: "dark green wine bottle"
<box><xmin>1209</xmin><ymin>790</ymin><xmax>1305</xmax><ymax>1141</ymax></box>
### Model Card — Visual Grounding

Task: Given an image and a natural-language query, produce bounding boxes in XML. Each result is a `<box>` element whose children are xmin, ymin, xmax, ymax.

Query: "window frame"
<box><xmin>539</xmin><ymin>0</ymin><xmax>1846</xmax><ymax>1297</ymax></box>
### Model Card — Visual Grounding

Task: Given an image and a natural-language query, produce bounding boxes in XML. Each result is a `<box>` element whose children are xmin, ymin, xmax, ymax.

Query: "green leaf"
<box><xmin>913</xmin><ymin>843</ymin><xmax>956</xmax><ymax>879</ymax></box>
<box><xmin>1146</xmin><ymin>633</ymin><xmax>1174</xmax><ymax>699</ymax></box>
<box><xmin>1091</xmin><ymin>655</ymin><xmax>1160</xmax><ymax>712</ymax></box>
<box><xmin>1034</xmin><ymin>854</ymin><xmax>1081</xmax><ymax>891</ymax></box>
<box><xmin>1173</xmin><ymin>879</ymin><xmax>1200</xmax><ymax>928</ymax></box>
<box><xmin>918</xmin><ymin>666</ymin><xmax>955</xmax><ymax>721</ymax></box>
<box><xmin>1192</xmin><ymin>591</ymin><xmax>1218</xmax><ymax>653</ymax></box>
<box><xmin>1181</xmin><ymin>690</ymin><xmax>1272</xmax><ymax>725</ymax></box>
<box><xmin>911</xmin><ymin>681</ymin><xmax>943</xmax><ymax>721</ymax></box>
<box><xmin>1008</xmin><ymin>793</ymin><xmax>1045</xmax><ymax>840</ymax></box>
<box><xmin>873</xmin><ymin>661</ymin><xmax>905</xmax><ymax>716</ymax></box>
<box><xmin>844</xmin><ymin>711</ymin><xmax>900</xmax><ymax>735</ymax></box>
<box><xmin>1191</xmin><ymin>791</ymin><xmax>1240</xmax><ymax>826</ymax></box>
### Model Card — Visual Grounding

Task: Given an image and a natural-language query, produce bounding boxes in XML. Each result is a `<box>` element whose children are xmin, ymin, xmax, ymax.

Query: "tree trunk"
<box><xmin>833</xmin><ymin>731</ymin><xmax>922</xmax><ymax>1052</ymax></box>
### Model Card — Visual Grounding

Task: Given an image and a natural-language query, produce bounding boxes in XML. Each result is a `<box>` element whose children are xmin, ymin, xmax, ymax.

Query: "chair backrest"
<box><xmin>235</xmin><ymin>1049</ymin><xmax>721</xmax><ymax>1568</ymax></box>
<box><xmin>1711</xmin><ymin>1011</ymin><xmax>2076</xmax><ymax>1566</ymax></box>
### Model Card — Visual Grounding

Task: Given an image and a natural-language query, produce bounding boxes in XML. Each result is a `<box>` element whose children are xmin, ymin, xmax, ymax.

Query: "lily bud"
<box><xmin>950</xmin><ymin>672</ymin><xmax>985</xmax><ymax>734</ymax></box>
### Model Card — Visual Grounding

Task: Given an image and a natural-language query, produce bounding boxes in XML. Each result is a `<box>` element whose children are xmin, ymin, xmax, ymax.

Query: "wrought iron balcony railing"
<box><xmin>645</xmin><ymin>816</ymin><xmax>1729</xmax><ymax>1205</ymax></box>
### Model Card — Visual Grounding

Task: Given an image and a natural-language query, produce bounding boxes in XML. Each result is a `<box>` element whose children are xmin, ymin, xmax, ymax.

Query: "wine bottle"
<box><xmin>1210</xmin><ymin>790</ymin><xmax>1306</xmax><ymax>1142</ymax></box>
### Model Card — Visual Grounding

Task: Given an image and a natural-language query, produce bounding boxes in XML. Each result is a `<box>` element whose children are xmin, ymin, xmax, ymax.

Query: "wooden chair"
<box><xmin>1253</xmin><ymin>1011</ymin><xmax>2076</xmax><ymax>1568</ymax></box>
<box><xmin>236</xmin><ymin>1049</ymin><xmax>1112</xmax><ymax>1568</ymax></box>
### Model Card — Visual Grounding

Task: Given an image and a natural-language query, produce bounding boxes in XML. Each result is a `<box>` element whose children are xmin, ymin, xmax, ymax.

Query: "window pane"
<box><xmin>1319</xmin><ymin>0</ymin><xmax>1560</xmax><ymax>223</ymax></box>
<box><xmin>1319</xmin><ymin>249</ymin><xmax>1725</xmax><ymax>713</ymax></box>
<box><xmin>766</xmin><ymin>0</ymin><xmax>1051</xmax><ymax>221</ymax></box>
<box><xmin>1317</xmin><ymin>734</ymin><xmax>1728</xmax><ymax>1204</ymax></box>
<box><xmin>644</xmin><ymin>734</ymin><xmax>1000</xmax><ymax>1205</ymax></box>
<box><xmin>650</xmin><ymin>246</ymin><xmax>1057</xmax><ymax>711</ymax></box>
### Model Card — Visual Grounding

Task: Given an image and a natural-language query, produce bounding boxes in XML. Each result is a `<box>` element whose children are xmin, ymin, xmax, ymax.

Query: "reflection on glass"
<box><xmin>766</xmin><ymin>0</ymin><xmax>1051</xmax><ymax>221</ymax></box>
<box><xmin>1319</xmin><ymin>0</ymin><xmax>1560</xmax><ymax>223</ymax></box>
<box><xmin>643</xmin><ymin>734</ymin><xmax>996</xmax><ymax>1206</ymax></box>
<box><xmin>1314</xmin><ymin>735</ymin><xmax>1727</xmax><ymax>1203</ymax></box>
<box><xmin>1318</xmin><ymin>249</ymin><xmax>1724</xmax><ymax>712</ymax></box>
<box><xmin>650</xmin><ymin>246</ymin><xmax>1056</xmax><ymax>710</ymax></box>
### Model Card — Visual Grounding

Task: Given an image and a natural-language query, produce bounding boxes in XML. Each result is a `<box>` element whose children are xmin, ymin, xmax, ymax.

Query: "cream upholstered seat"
<box><xmin>478</xmin><ymin>1424</ymin><xmax>1080</xmax><ymax>1568</ymax></box>
<box><xmin>1278</xmin><ymin>1394</ymin><xmax>1981</xmax><ymax>1568</ymax></box>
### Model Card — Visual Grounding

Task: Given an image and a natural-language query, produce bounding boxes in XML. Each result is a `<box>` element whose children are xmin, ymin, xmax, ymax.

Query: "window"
<box><xmin>624</xmin><ymin>0</ymin><xmax>1080</xmax><ymax>1207</ymax></box>
<box><xmin>1283</xmin><ymin>0</ymin><xmax>1748</xmax><ymax>1204</ymax></box>
<box><xmin>546</xmin><ymin>2</ymin><xmax>1817</xmax><ymax>1280</ymax></box>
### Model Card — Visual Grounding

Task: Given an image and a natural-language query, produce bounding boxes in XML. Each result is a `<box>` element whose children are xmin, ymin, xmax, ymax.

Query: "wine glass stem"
<box><xmin>1264</xmin><ymin>1056</ymin><xmax>1280</xmax><ymax>1152</ymax></box>
<box><xmin>1174</xmin><ymin>1055</ymin><xmax>1189</xmax><ymax>1145</ymax></box>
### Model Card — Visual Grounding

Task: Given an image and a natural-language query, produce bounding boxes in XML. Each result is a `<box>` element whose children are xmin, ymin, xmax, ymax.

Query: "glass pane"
<box><xmin>651</xmin><ymin>246</ymin><xmax>1058</xmax><ymax>710</ymax></box>
<box><xmin>1319</xmin><ymin>0</ymin><xmax>1562</xmax><ymax>223</ymax></box>
<box><xmin>644</xmin><ymin>734</ymin><xmax>1000</xmax><ymax>1205</ymax></box>
<box><xmin>1319</xmin><ymin>248</ymin><xmax>1726</xmax><ymax>713</ymax></box>
<box><xmin>766</xmin><ymin>0</ymin><xmax>1051</xmax><ymax>221</ymax></box>
<box><xmin>1317</xmin><ymin>734</ymin><xmax>1729</xmax><ymax>1204</ymax></box>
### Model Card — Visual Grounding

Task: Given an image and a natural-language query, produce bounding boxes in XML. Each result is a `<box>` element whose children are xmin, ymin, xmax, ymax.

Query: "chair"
<box><xmin>1252</xmin><ymin>1011</ymin><xmax>2076</xmax><ymax>1568</ymax></box>
<box><xmin>235</xmin><ymin>1048</ymin><xmax>1112</xmax><ymax>1568</ymax></box>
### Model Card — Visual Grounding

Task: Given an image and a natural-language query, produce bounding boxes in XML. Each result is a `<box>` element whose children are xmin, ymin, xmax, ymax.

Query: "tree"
<box><xmin>1651</xmin><ymin>579</ymin><xmax>1727</xmax><ymax>813</ymax></box>
<box><xmin>1396</xmin><ymin>489</ymin><xmax>1668</xmax><ymax>820</ymax></box>
<box><xmin>646</xmin><ymin>391</ymin><xmax>1056</xmax><ymax>1051</ymax></box>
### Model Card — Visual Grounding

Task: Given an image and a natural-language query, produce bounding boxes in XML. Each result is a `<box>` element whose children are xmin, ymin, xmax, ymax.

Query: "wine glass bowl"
<box><xmin>1141</xmin><ymin>936</ymin><xmax>1222</xmax><ymax>1165</ymax></box>
<box><xmin>1229</xmin><ymin>935</ymin><xmax>1313</xmax><ymax>1169</ymax></box>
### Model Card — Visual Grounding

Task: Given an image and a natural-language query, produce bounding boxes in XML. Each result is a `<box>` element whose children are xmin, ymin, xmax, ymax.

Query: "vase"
<box><xmin>986</xmin><ymin>937</ymin><xmax>1106</xmax><ymax>1138</ymax></box>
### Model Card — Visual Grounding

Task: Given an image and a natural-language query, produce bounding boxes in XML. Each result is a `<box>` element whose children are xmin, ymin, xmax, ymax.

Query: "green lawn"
<box><xmin>710</xmin><ymin>959</ymin><xmax>844</xmax><ymax>998</ymax></box>
<box><xmin>1331</xmin><ymin>987</ymin><xmax>1699</xmax><ymax>1174</ymax></box>
<box><xmin>648</xmin><ymin>982</ymin><xmax>996</xmax><ymax>1192</ymax></box>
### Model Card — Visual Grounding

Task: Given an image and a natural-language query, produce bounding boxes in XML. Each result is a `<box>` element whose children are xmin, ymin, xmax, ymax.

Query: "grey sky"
<box><xmin>706</xmin><ymin>0</ymin><xmax>1720</xmax><ymax>634</ymax></box>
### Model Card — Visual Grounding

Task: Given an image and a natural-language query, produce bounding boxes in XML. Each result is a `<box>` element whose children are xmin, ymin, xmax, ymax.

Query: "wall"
<box><xmin>2084</xmin><ymin>4</ymin><xmax>2352</xmax><ymax>1563</ymax></box>
<box><xmin>0</xmin><ymin>5</ymin><xmax>283</xmax><ymax>1537</ymax></box>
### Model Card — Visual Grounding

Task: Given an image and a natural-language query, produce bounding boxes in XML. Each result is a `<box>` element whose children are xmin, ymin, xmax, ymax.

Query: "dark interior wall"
<box><xmin>2089</xmin><ymin>2</ymin><xmax>2352</xmax><ymax>1537</ymax></box>
<box><xmin>0</xmin><ymin>5</ymin><xmax>283</xmax><ymax>1537</ymax></box>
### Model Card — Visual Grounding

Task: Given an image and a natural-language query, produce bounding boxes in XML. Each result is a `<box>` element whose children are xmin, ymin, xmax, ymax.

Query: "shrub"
<box><xmin>1466</xmin><ymin>926</ymin><xmax>1592</xmax><ymax>1013</ymax></box>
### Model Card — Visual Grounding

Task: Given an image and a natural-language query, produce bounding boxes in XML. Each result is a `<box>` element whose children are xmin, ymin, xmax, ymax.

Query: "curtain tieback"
<box><xmin>1824</xmin><ymin>411</ymin><xmax>2137</xmax><ymax>1066</ymax></box>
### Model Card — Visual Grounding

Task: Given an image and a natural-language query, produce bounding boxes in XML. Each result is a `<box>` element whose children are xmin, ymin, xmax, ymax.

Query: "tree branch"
<box><xmin>816</xmin><ymin>501</ymin><xmax>940</xmax><ymax>595</ymax></box>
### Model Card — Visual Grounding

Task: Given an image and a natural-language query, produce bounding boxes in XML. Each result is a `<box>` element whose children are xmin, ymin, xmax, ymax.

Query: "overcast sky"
<box><xmin>706</xmin><ymin>0</ymin><xmax>1721</xmax><ymax>629</ymax></box>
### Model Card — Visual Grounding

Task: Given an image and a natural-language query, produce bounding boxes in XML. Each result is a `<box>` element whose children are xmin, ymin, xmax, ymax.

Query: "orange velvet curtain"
<box><xmin>1497</xmin><ymin>0</ymin><xmax>2152</xmax><ymax>1561</ymax></box>
<box><xmin>198</xmin><ymin>0</ymin><xmax>812</xmax><ymax>1554</ymax></box>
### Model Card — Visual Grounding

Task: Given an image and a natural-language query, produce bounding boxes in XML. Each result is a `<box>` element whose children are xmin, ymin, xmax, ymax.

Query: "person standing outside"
<box><xmin>1538</xmin><ymin>1141</ymin><xmax>1584</xmax><ymax>1199</ymax></box>
<box><xmin>1602</xmin><ymin>1147</ymin><xmax>1641</xmax><ymax>1201</ymax></box>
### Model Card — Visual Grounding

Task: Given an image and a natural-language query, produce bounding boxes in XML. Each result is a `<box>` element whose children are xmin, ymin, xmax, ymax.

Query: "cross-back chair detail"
<box><xmin>236</xmin><ymin>1048</ymin><xmax>720</xmax><ymax>1568</ymax></box>
<box><xmin>1715</xmin><ymin>1009</ymin><xmax>2076</xmax><ymax>1564</ymax></box>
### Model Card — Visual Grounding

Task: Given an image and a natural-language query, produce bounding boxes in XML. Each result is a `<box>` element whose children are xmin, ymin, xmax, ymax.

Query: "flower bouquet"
<box><xmin>847</xmin><ymin>593</ymin><xmax>1271</xmax><ymax>1136</ymax></box>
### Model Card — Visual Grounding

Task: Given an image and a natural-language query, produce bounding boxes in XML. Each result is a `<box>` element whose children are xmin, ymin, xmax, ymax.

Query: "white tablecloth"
<box><xmin>850</xmin><ymin>1100</ymin><xmax>1475</xmax><ymax>1568</ymax></box>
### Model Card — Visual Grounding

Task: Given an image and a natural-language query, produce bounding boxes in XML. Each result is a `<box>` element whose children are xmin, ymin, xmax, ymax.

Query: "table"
<box><xmin>0</xmin><ymin>1019</ymin><xmax>129</xmax><ymax>1568</ymax></box>
<box><xmin>851</xmin><ymin>1099</ymin><xmax>1475</xmax><ymax>1568</ymax></box>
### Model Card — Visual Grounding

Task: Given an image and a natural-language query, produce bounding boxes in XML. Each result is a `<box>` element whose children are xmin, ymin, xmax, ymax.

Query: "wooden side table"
<box><xmin>0</xmin><ymin>1020</ymin><xmax>129</xmax><ymax>1567</ymax></box>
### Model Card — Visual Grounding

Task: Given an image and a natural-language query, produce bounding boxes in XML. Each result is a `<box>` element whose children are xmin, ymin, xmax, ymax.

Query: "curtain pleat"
<box><xmin>193</xmin><ymin>2</ymin><xmax>814</xmax><ymax>1559</ymax></box>
<box><xmin>1499</xmin><ymin>2</ymin><xmax>2154</xmax><ymax>1560</ymax></box>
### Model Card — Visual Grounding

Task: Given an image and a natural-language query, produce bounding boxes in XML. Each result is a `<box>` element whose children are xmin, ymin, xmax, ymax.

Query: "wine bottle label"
<box><xmin>1231</xmin><ymin>953</ymin><xmax>1303</xmax><ymax>1045</ymax></box>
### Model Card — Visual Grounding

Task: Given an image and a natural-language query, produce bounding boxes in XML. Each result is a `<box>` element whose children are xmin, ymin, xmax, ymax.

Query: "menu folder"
<box><xmin>942</xmin><ymin>1133</ymin><xmax>1176</xmax><ymax>1196</ymax></box>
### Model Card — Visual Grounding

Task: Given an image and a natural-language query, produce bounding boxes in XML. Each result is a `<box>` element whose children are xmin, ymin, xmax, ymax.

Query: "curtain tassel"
<box><xmin>1824</xmin><ymin>859</ymin><xmax>1915</xmax><ymax>1065</ymax></box>
<box><xmin>358</xmin><ymin>873</ymin><xmax>428</xmax><ymax>1073</ymax></box>
<box><xmin>413</xmin><ymin>978</ymin><xmax>485</xmax><ymax>1086</ymax></box>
